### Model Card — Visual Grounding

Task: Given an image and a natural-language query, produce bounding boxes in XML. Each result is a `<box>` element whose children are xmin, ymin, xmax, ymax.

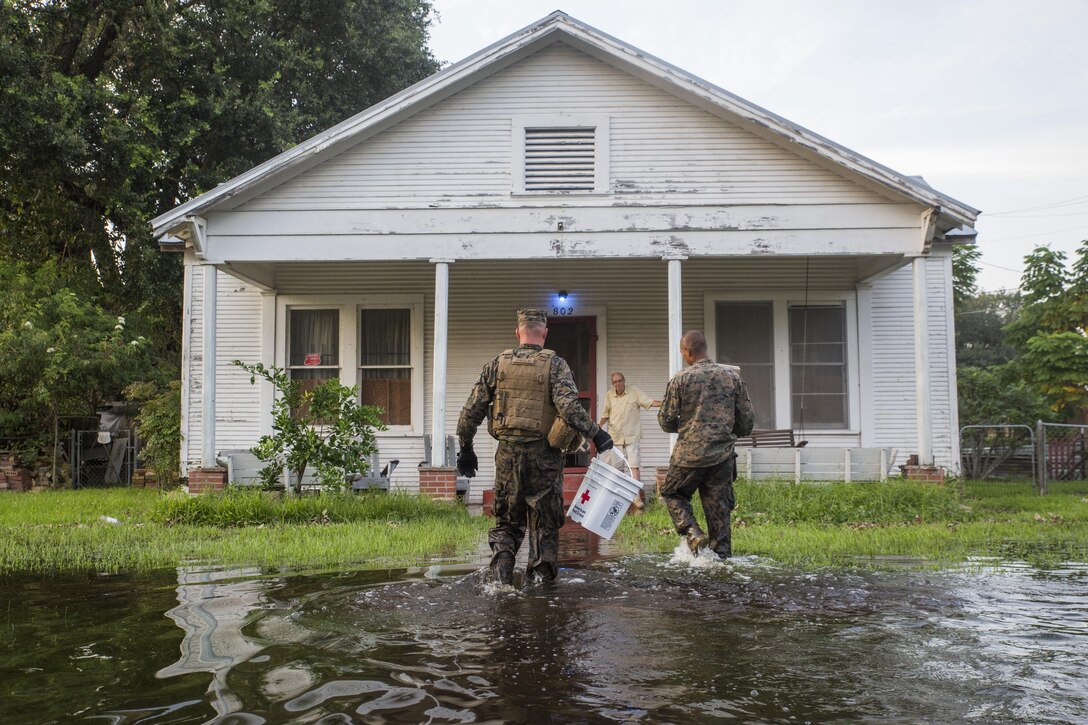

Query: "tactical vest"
<box><xmin>489</xmin><ymin>349</ymin><xmax>558</xmax><ymax>440</ymax></box>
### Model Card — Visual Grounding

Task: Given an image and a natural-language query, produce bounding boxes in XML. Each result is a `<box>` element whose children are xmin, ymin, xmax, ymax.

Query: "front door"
<box><xmin>545</xmin><ymin>316</ymin><xmax>596</xmax><ymax>469</ymax></box>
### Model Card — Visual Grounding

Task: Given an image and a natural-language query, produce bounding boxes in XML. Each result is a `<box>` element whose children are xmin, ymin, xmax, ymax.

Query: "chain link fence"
<box><xmin>959</xmin><ymin>424</ymin><xmax>1036</xmax><ymax>495</ymax></box>
<box><xmin>960</xmin><ymin>422</ymin><xmax>1088</xmax><ymax>496</ymax></box>
<box><xmin>1037</xmin><ymin>422</ymin><xmax>1088</xmax><ymax>496</ymax></box>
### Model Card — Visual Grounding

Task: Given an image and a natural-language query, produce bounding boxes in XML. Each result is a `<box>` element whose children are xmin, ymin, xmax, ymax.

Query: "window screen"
<box><xmin>789</xmin><ymin>304</ymin><xmax>847</xmax><ymax>429</ymax></box>
<box><xmin>715</xmin><ymin>302</ymin><xmax>775</xmax><ymax>429</ymax></box>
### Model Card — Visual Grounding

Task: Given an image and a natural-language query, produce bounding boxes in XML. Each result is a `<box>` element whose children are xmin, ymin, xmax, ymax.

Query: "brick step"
<box><xmin>481</xmin><ymin>470</ymin><xmax>646</xmax><ymax>515</ymax></box>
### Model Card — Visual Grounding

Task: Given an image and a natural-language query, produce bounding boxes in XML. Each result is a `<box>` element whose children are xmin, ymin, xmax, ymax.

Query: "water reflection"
<box><xmin>0</xmin><ymin>544</ymin><xmax>1086</xmax><ymax>723</ymax></box>
<box><xmin>156</xmin><ymin>566</ymin><xmax>280</xmax><ymax>721</ymax></box>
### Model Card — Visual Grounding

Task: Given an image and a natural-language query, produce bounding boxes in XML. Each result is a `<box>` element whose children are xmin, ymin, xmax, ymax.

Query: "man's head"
<box><xmin>680</xmin><ymin>330</ymin><xmax>708</xmax><ymax>366</ymax></box>
<box><xmin>515</xmin><ymin>308</ymin><xmax>548</xmax><ymax>346</ymax></box>
<box><xmin>610</xmin><ymin>372</ymin><xmax>626</xmax><ymax>395</ymax></box>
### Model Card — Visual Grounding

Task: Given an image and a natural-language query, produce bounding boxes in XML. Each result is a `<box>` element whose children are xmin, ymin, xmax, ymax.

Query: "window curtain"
<box><xmin>289</xmin><ymin>309</ymin><xmax>339</xmax><ymax>368</ymax></box>
<box><xmin>359</xmin><ymin>309</ymin><xmax>411</xmax><ymax>425</ymax></box>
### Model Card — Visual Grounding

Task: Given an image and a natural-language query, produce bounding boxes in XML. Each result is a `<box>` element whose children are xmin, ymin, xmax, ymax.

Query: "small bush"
<box><xmin>151</xmin><ymin>489</ymin><xmax>466</xmax><ymax>527</ymax></box>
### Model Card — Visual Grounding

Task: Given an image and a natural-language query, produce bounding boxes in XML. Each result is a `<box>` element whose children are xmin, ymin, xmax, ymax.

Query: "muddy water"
<box><xmin>2</xmin><ymin>535</ymin><xmax>1086</xmax><ymax>723</ymax></box>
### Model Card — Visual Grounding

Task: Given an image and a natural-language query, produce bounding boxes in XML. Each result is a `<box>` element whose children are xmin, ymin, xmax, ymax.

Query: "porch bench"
<box><xmin>215</xmin><ymin>449</ymin><xmax>397</xmax><ymax>492</ymax></box>
<box><xmin>347</xmin><ymin>452</ymin><xmax>398</xmax><ymax>492</ymax></box>
<box><xmin>735</xmin><ymin>429</ymin><xmax>808</xmax><ymax>448</ymax></box>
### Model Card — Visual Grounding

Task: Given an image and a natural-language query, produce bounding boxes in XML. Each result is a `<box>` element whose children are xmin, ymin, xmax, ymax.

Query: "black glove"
<box><xmin>592</xmin><ymin>429</ymin><xmax>614</xmax><ymax>453</ymax></box>
<box><xmin>456</xmin><ymin>442</ymin><xmax>478</xmax><ymax>478</ymax></box>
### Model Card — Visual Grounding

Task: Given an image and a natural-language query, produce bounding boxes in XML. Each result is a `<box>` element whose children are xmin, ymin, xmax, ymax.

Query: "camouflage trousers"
<box><xmin>660</xmin><ymin>457</ymin><xmax>737</xmax><ymax>558</ymax></box>
<box><xmin>489</xmin><ymin>439</ymin><xmax>565</xmax><ymax>582</ymax></box>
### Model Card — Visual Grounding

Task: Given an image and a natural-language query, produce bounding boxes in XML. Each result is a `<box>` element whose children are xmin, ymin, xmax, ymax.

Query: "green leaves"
<box><xmin>0</xmin><ymin>259</ymin><xmax>152</xmax><ymax>464</ymax></box>
<box><xmin>235</xmin><ymin>360</ymin><xmax>387</xmax><ymax>493</ymax></box>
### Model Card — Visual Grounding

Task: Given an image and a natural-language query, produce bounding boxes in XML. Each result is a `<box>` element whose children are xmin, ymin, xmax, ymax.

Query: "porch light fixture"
<box><xmin>557</xmin><ymin>290</ymin><xmax>568</xmax><ymax>302</ymax></box>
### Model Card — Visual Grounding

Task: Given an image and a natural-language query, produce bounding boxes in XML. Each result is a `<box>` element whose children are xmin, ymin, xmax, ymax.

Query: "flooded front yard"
<box><xmin>2</xmin><ymin>532</ymin><xmax>1086</xmax><ymax>723</ymax></box>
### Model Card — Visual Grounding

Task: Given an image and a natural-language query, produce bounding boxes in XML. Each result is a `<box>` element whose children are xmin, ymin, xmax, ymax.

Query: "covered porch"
<box><xmin>183</xmin><ymin>248</ymin><xmax>954</xmax><ymax>499</ymax></box>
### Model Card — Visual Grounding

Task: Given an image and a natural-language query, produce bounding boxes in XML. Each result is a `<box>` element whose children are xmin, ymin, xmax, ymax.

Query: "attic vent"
<box><xmin>524</xmin><ymin>126</ymin><xmax>596</xmax><ymax>192</ymax></box>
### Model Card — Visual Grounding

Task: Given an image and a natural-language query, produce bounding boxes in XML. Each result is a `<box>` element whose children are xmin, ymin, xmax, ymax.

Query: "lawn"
<box><xmin>1</xmin><ymin>479</ymin><xmax>1085</xmax><ymax>574</ymax></box>
<box><xmin>617</xmin><ymin>479</ymin><xmax>1088</xmax><ymax>567</ymax></box>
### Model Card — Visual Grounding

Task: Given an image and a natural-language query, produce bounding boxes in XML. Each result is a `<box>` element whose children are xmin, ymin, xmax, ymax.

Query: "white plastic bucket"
<box><xmin>566</xmin><ymin>453</ymin><xmax>643</xmax><ymax>539</ymax></box>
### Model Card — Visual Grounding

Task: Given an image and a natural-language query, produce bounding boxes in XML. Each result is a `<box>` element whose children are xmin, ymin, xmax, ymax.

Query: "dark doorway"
<box><xmin>546</xmin><ymin>316</ymin><xmax>596</xmax><ymax>469</ymax></box>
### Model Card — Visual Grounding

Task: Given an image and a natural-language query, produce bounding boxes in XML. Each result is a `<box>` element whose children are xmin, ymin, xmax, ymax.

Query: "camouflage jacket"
<box><xmin>658</xmin><ymin>358</ymin><xmax>756</xmax><ymax>468</ymax></box>
<box><xmin>457</xmin><ymin>345</ymin><xmax>600</xmax><ymax>446</ymax></box>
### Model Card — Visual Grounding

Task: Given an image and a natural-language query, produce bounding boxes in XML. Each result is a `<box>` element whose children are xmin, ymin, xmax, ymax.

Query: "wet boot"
<box><xmin>490</xmin><ymin>551</ymin><xmax>515</xmax><ymax>585</ymax></box>
<box><xmin>685</xmin><ymin>527</ymin><xmax>708</xmax><ymax>554</ymax></box>
<box><xmin>708</xmin><ymin>536</ymin><xmax>731</xmax><ymax>560</ymax></box>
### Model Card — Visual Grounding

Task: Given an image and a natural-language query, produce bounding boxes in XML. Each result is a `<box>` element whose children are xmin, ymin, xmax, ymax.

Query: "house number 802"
<box><xmin>552</xmin><ymin>306</ymin><xmax>574</xmax><ymax>316</ymax></box>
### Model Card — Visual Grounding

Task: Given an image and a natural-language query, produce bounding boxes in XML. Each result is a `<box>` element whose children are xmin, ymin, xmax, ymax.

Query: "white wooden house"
<box><xmin>151</xmin><ymin>12</ymin><xmax>978</xmax><ymax>494</ymax></box>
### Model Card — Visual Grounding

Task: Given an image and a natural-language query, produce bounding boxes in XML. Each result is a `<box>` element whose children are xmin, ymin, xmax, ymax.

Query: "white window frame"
<box><xmin>511</xmin><ymin>114</ymin><xmax>610</xmax><ymax>194</ymax></box>
<box><xmin>704</xmin><ymin>290</ymin><xmax>861</xmax><ymax>434</ymax></box>
<box><xmin>275</xmin><ymin>294</ymin><xmax>425</xmax><ymax>436</ymax></box>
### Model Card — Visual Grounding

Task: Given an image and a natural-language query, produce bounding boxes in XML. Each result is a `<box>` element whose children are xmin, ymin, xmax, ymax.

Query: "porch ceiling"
<box><xmin>220</xmin><ymin>255</ymin><xmax>910</xmax><ymax>294</ymax></box>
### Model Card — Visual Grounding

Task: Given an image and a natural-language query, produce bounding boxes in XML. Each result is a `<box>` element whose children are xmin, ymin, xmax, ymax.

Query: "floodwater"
<box><xmin>2</xmin><ymin>530</ymin><xmax>1087</xmax><ymax>724</ymax></box>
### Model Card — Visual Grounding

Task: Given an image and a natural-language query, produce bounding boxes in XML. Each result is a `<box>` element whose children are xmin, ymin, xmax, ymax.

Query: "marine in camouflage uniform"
<box><xmin>456</xmin><ymin>309</ymin><xmax>608</xmax><ymax>584</ymax></box>
<box><xmin>658</xmin><ymin>330</ymin><xmax>755</xmax><ymax>558</ymax></box>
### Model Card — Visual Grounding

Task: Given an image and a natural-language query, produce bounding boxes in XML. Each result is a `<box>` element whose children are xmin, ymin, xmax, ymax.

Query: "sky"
<box><xmin>426</xmin><ymin>0</ymin><xmax>1088</xmax><ymax>292</ymax></box>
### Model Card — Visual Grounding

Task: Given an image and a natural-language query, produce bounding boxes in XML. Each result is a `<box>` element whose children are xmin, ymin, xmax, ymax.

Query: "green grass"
<box><xmin>2</xmin><ymin>480</ymin><xmax>1086</xmax><ymax>574</ymax></box>
<box><xmin>612</xmin><ymin>479</ymin><xmax>1088</xmax><ymax>567</ymax></box>
<box><xmin>0</xmin><ymin>488</ymin><xmax>491</xmax><ymax>575</ymax></box>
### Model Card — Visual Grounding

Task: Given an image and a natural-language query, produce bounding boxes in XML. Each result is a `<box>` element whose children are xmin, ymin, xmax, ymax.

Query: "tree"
<box><xmin>1</xmin><ymin>0</ymin><xmax>439</xmax><ymax>344</ymax></box>
<box><xmin>952</xmin><ymin>244</ymin><xmax>981</xmax><ymax>306</ymax></box>
<box><xmin>125</xmin><ymin>379</ymin><xmax>181</xmax><ymax>488</ymax></box>
<box><xmin>957</xmin><ymin>365</ymin><xmax>1052</xmax><ymax>478</ymax></box>
<box><xmin>0</xmin><ymin>260</ymin><xmax>152</xmax><ymax>467</ymax></box>
<box><xmin>1005</xmin><ymin>242</ymin><xmax>1088</xmax><ymax>418</ymax></box>
<box><xmin>955</xmin><ymin>290</ymin><xmax>1022</xmax><ymax>369</ymax></box>
<box><xmin>1</xmin><ymin>1</ymin><xmax>440</xmax><ymax>464</ymax></box>
<box><xmin>235</xmin><ymin>361</ymin><xmax>386</xmax><ymax>494</ymax></box>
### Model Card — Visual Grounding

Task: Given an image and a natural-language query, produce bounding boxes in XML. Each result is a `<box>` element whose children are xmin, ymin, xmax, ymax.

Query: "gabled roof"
<box><xmin>151</xmin><ymin>11</ymin><xmax>979</xmax><ymax>236</ymax></box>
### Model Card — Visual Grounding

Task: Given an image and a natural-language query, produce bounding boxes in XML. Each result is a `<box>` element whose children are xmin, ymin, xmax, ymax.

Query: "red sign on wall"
<box><xmin>303</xmin><ymin>353</ymin><xmax>322</xmax><ymax>366</ymax></box>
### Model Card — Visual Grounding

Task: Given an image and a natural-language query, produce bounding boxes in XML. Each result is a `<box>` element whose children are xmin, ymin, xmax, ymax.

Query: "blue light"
<box><xmin>557</xmin><ymin>290</ymin><xmax>568</xmax><ymax>302</ymax></box>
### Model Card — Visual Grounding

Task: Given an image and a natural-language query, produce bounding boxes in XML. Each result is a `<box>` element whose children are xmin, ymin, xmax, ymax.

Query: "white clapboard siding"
<box><xmin>867</xmin><ymin>266</ymin><xmax>918</xmax><ymax>468</ymax></box>
<box><xmin>926</xmin><ymin>251</ymin><xmax>957</xmax><ymax>471</ymax></box>
<box><xmin>864</xmin><ymin>258</ymin><xmax>957</xmax><ymax>472</ymax></box>
<box><xmin>183</xmin><ymin>263</ymin><xmax>265</xmax><ymax>469</ymax></box>
<box><xmin>183</xmin><ymin>262</ymin><xmax>202</xmax><ymax>469</ymax></box>
<box><xmin>214</xmin><ymin>274</ymin><xmax>264</xmax><ymax>450</ymax></box>
<box><xmin>246</xmin><ymin>43</ymin><xmax>887</xmax><ymax>210</ymax></box>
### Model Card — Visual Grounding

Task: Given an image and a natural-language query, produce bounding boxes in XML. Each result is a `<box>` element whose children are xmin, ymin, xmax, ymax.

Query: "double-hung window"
<box><xmin>708</xmin><ymin>294</ymin><xmax>856</xmax><ymax>432</ymax></box>
<box><xmin>789</xmin><ymin>304</ymin><xmax>848</xmax><ymax>429</ymax></box>
<box><xmin>715</xmin><ymin>302</ymin><xmax>776</xmax><ymax>430</ymax></box>
<box><xmin>288</xmin><ymin>309</ymin><xmax>340</xmax><ymax>391</ymax></box>
<box><xmin>358</xmin><ymin>308</ymin><xmax>412</xmax><ymax>426</ymax></box>
<box><xmin>279</xmin><ymin>296</ymin><xmax>423</xmax><ymax>434</ymax></box>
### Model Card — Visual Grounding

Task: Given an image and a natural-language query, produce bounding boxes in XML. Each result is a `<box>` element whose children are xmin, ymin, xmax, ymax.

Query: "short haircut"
<box><xmin>681</xmin><ymin>330</ymin><xmax>707</xmax><ymax>356</ymax></box>
<box><xmin>519</xmin><ymin>320</ymin><xmax>546</xmax><ymax>334</ymax></box>
<box><xmin>611</xmin><ymin>372</ymin><xmax>625</xmax><ymax>381</ymax></box>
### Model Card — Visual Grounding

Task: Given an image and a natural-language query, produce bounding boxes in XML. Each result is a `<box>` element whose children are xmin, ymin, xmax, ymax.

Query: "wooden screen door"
<box><xmin>545</xmin><ymin>316</ymin><xmax>597</xmax><ymax>469</ymax></box>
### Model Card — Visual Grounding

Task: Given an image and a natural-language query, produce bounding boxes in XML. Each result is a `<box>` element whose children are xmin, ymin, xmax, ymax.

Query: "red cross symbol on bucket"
<box><xmin>580</xmin><ymin>490</ymin><xmax>591</xmax><ymax>504</ymax></box>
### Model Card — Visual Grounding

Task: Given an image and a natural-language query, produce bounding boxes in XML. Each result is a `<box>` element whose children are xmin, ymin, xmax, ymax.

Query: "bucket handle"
<box><xmin>600</xmin><ymin>446</ymin><xmax>634</xmax><ymax>477</ymax></box>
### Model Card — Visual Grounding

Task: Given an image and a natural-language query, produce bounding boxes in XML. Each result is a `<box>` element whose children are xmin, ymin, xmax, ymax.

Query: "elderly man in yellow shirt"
<box><xmin>598</xmin><ymin>372</ymin><xmax>661</xmax><ymax>504</ymax></box>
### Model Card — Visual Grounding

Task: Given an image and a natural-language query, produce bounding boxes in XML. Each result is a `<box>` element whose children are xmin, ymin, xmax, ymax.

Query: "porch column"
<box><xmin>430</xmin><ymin>259</ymin><xmax>453</xmax><ymax>466</ymax></box>
<box><xmin>201</xmin><ymin>264</ymin><xmax>217</xmax><ymax>468</ymax></box>
<box><xmin>665</xmin><ymin>255</ymin><xmax>686</xmax><ymax>375</ymax></box>
<box><xmin>912</xmin><ymin>256</ymin><xmax>933</xmax><ymax>465</ymax></box>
